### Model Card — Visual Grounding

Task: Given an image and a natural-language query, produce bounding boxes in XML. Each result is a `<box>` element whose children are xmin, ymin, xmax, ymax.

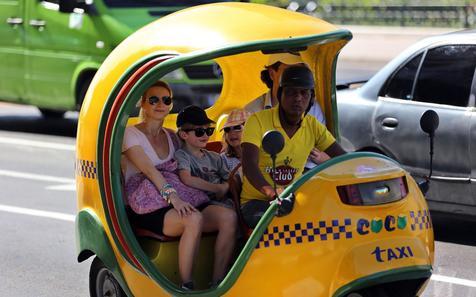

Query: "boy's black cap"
<box><xmin>280</xmin><ymin>66</ymin><xmax>315</xmax><ymax>89</ymax></box>
<box><xmin>176</xmin><ymin>105</ymin><xmax>215</xmax><ymax>127</ymax></box>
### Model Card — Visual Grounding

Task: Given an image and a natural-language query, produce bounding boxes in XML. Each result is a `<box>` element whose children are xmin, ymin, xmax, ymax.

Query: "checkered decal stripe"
<box><xmin>410</xmin><ymin>210</ymin><xmax>432</xmax><ymax>231</ymax></box>
<box><xmin>75</xmin><ymin>159</ymin><xmax>98</xmax><ymax>179</ymax></box>
<box><xmin>256</xmin><ymin>219</ymin><xmax>352</xmax><ymax>249</ymax></box>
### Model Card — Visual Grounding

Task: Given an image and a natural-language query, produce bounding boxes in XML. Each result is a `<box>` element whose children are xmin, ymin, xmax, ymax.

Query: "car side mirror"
<box><xmin>419</xmin><ymin>110</ymin><xmax>439</xmax><ymax>193</ymax></box>
<box><xmin>420</xmin><ymin>110</ymin><xmax>439</xmax><ymax>137</ymax></box>
<box><xmin>59</xmin><ymin>0</ymin><xmax>77</xmax><ymax>13</ymax></box>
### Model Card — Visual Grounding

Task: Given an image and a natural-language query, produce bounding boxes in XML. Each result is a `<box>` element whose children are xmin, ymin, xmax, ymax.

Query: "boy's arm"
<box><xmin>178</xmin><ymin>170</ymin><xmax>228</xmax><ymax>194</ymax></box>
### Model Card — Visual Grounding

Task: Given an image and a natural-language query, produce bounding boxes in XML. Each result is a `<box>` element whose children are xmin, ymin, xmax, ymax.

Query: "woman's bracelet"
<box><xmin>160</xmin><ymin>183</ymin><xmax>177</xmax><ymax>204</ymax></box>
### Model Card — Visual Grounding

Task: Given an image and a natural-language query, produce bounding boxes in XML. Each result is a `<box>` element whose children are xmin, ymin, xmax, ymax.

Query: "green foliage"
<box><xmin>248</xmin><ymin>0</ymin><xmax>475</xmax><ymax>28</ymax></box>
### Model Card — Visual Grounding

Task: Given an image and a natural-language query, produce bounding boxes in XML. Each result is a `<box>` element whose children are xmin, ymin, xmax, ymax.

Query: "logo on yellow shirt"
<box><xmin>265</xmin><ymin>156</ymin><xmax>298</xmax><ymax>186</ymax></box>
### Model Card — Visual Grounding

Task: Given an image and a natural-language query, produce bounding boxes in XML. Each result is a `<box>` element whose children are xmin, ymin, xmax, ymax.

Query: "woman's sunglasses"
<box><xmin>183</xmin><ymin>127</ymin><xmax>215</xmax><ymax>137</ymax></box>
<box><xmin>147</xmin><ymin>96</ymin><xmax>172</xmax><ymax>106</ymax></box>
<box><xmin>223</xmin><ymin>123</ymin><xmax>244</xmax><ymax>133</ymax></box>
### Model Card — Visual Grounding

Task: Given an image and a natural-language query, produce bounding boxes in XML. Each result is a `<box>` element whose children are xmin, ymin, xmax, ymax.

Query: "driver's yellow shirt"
<box><xmin>241</xmin><ymin>106</ymin><xmax>335</xmax><ymax>204</ymax></box>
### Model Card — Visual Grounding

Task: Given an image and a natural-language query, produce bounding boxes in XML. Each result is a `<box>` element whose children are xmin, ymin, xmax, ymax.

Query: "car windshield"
<box><xmin>103</xmin><ymin>0</ymin><xmax>232</xmax><ymax>8</ymax></box>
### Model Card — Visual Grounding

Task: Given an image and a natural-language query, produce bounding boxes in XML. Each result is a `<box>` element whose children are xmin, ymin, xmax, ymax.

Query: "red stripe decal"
<box><xmin>102</xmin><ymin>55</ymin><xmax>174</xmax><ymax>272</ymax></box>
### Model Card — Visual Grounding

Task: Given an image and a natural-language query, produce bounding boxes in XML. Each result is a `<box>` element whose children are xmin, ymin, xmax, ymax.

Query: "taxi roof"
<box><xmin>118</xmin><ymin>2</ymin><xmax>340</xmax><ymax>54</ymax></box>
<box><xmin>83</xmin><ymin>2</ymin><xmax>352</xmax><ymax>142</ymax></box>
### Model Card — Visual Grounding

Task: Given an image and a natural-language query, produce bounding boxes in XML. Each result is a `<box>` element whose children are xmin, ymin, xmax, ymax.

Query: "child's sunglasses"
<box><xmin>147</xmin><ymin>96</ymin><xmax>172</xmax><ymax>106</ymax></box>
<box><xmin>183</xmin><ymin>127</ymin><xmax>215</xmax><ymax>137</ymax></box>
<box><xmin>223</xmin><ymin>123</ymin><xmax>244</xmax><ymax>133</ymax></box>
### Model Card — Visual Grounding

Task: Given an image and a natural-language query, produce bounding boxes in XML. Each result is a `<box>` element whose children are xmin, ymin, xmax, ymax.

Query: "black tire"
<box><xmin>77</xmin><ymin>75</ymin><xmax>94</xmax><ymax>111</ymax></box>
<box><xmin>38</xmin><ymin>108</ymin><xmax>65</xmax><ymax>118</ymax></box>
<box><xmin>89</xmin><ymin>257</ymin><xmax>126</xmax><ymax>297</ymax></box>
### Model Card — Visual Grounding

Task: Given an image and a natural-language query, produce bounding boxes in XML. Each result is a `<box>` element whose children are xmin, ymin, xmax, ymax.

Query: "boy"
<box><xmin>175</xmin><ymin>105</ymin><xmax>230</xmax><ymax>202</ymax></box>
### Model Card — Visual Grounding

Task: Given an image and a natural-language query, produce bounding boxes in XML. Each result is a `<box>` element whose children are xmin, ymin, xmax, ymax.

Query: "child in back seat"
<box><xmin>174</xmin><ymin>105</ymin><xmax>233</xmax><ymax>207</ymax></box>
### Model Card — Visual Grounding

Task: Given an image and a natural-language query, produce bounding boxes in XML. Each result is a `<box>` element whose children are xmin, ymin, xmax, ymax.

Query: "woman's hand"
<box><xmin>169</xmin><ymin>193</ymin><xmax>197</xmax><ymax>218</ymax></box>
<box><xmin>309</xmin><ymin>148</ymin><xmax>330</xmax><ymax>165</ymax></box>
<box><xmin>215</xmin><ymin>183</ymin><xmax>230</xmax><ymax>200</ymax></box>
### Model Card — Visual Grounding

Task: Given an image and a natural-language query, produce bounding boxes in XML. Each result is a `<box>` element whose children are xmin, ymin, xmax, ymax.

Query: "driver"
<box><xmin>245</xmin><ymin>53</ymin><xmax>330</xmax><ymax>169</ymax></box>
<box><xmin>240</xmin><ymin>65</ymin><xmax>346</xmax><ymax>228</ymax></box>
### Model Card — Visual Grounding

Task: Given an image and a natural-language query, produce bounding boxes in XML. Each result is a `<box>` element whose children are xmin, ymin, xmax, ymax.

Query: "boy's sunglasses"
<box><xmin>223</xmin><ymin>123</ymin><xmax>244</xmax><ymax>133</ymax></box>
<box><xmin>183</xmin><ymin>127</ymin><xmax>215</xmax><ymax>137</ymax></box>
<box><xmin>147</xmin><ymin>96</ymin><xmax>172</xmax><ymax>106</ymax></box>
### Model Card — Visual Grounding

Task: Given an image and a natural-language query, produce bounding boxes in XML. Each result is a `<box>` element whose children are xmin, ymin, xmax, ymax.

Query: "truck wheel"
<box><xmin>77</xmin><ymin>75</ymin><xmax>94</xmax><ymax>111</ymax></box>
<box><xmin>89</xmin><ymin>257</ymin><xmax>126</xmax><ymax>297</ymax></box>
<box><xmin>38</xmin><ymin>108</ymin><xmax>65</xmax><ymax>118</ymax></box>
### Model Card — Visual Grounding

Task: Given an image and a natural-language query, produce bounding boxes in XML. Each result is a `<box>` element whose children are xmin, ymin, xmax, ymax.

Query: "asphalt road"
<box><xmin>1</xmin><ymin>64</ymin><xmax>476</xmax><ymax>296</ymax></box>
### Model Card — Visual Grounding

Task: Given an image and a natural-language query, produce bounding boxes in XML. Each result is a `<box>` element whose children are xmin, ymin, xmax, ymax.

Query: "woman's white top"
<box><xmin>121</xmin><ymin>126</ymin><xmax>175</xmax><ymax>183</ymax></box>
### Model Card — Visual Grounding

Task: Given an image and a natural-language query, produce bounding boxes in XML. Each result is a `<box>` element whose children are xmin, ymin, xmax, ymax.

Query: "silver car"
<box><xmin>337</xmin><ymin>30</ymin><xmax>476</xmax><ymax>217</ymax></box>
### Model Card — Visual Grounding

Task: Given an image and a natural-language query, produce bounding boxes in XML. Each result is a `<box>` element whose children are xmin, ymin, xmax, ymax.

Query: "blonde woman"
<box><xmin>122</xmin><ymin>81</ymin><xmax>237</xmax><ymax>290</ymax></box>
<box><xmin>220</xmin><ymin>109</ymin><xmax>251</xmax><ymax>172</ymax></box>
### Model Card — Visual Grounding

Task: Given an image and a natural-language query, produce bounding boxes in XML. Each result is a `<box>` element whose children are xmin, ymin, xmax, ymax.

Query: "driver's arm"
<box><xmin>324</xmin><ymin>141</ymin><xmax>346</xmax><ymax>158</ymax></box>
<box><xmin>242</xmin><ymin>142</ymin><xmax>278</xmax><ymax>199</ymax></box>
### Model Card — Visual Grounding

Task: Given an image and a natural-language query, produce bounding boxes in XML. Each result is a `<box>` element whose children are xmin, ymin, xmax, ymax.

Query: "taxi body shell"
<box><xmin>75</xmin><ymin>3</ymin><xmax>434</xmax><ymax>296</ymax></box>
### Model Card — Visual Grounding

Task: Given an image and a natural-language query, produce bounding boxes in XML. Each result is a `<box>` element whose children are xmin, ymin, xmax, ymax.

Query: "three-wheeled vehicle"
<box><xmin>75</xmin><ymin>3</ymin><xmax>435</xmax><ymax>296</ymax></box>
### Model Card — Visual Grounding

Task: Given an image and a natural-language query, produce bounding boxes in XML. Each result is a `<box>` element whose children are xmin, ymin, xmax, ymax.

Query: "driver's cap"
<box><xmin>280</xmin><ymin>66</ymin><xmax>315</xmax><ymax>89</ymax></box>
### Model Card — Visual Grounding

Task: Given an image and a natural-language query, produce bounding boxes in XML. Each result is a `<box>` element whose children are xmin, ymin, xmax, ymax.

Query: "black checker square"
<box><xmin>410</xmin><ymin>210</ymin><xmax>432</xmax><ymax>231</ymax></box>
<box><xmin>256</xmin><ymin>218</ymin><xmax>353</xmax><ymax>249</ymax></box>
<box><xmin>76</xmin><ymin>159</ymin><xmax>98</xmax><ymax>179</ymax></box>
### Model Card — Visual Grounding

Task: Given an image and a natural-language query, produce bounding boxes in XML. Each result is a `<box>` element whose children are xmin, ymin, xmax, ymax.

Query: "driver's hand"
<box><xmin>309</xmin><ymin>148</ymin><xmax>330</xmax><ymax>165</ymax></box>
<box><xmin>263</xmin><ymin>185</ymin><xmax>284</xmax><ymax>200</ymax></box>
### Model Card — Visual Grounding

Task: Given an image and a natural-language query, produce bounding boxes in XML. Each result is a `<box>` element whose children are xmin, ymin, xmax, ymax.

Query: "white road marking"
<box><xmin>0</xmin><ymin>136</ymin><xmax>75</xmax><ymax>151</ymax></box>
<box><xmin>0</xmin><ymin>169</ymin><xmax>74</xmax><ymax>184</ymax></box>
<box><xmin>0</xmin><ymin>204</ymin><xmax>75</xmax><ymax>222</ymax></box>
<box><xmin>432</xmin><ymin>274</ymin><xmax>476</xmax><ymax>288</ymax></box>
<box><xmin>45</xmin><ymin>183</ymin><xmax>76</xmax><ymax>191</ymax></box>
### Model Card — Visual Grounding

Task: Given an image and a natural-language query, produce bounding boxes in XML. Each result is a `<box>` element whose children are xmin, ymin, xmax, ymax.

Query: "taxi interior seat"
<box><xmin>205</xmin><ymin>140</ymin><xmax>223</xmax><ymax>153</ymax></box>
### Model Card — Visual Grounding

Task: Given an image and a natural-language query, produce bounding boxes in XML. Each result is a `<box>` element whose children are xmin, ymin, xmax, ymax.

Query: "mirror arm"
<box><xmin>270</xmin><ymin>154</ymin><xmax>278</xmax><ymax>200</ymax></box>
<box><xmin>428</xmin><ymin>133</ymin><xmax>434</xmax><ymax>179</ymax></box>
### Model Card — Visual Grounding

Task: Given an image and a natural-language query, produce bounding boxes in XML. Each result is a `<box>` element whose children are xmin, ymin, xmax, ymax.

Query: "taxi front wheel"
<box><xmin>89</xmin><ymin>257</ymin><xmax>126</xmax><ymax>297</ymax></box>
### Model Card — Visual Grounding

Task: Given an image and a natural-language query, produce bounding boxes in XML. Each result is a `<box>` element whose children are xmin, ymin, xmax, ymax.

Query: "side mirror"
<box><xmin>420</xmin><ymin>110</ymin><xmax>439</xmax><ymax>137</ymax></box>
<box><xmin>419</xmin><ymin>110</ymin><xmax>439</xmax><ymax>190</ymax></box>
<box><xmin>59</xmin><ymin>0</ymin><xmax>77</xmax><ymax>13</ymax></box>
<box><xmin>262</xmin><ymin>130</ymin><xmax>285</xmax><ymax>158</ymax></box>
<box><xmin>262</xmin><ymin>130</ymin><xmax>295</xmax><ymax>215</ymax></box>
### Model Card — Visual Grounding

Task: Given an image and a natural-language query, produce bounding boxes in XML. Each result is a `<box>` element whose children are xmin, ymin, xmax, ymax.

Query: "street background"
<box><xmin>1</xmin><ymin>23</ymin><xmax>476</xmax><ymax>297</ymax></box>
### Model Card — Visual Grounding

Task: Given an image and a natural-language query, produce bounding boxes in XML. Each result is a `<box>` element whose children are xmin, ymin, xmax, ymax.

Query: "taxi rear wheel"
<box><xmin>89</xmin><ymin>257</ymin><xmax>126</xmax><ymax>297</ymax></box>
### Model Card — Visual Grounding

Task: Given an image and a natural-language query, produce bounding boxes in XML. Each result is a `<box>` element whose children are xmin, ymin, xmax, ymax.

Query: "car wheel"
<box><xmin>38</xmin><ymin>108</ymin><xmax>65</xmax><ymax>118</ymax></box>
<box><xmin>89</xmin><ymin>257</ymin><xmax>126</xmax><ymax>297</ymax></box>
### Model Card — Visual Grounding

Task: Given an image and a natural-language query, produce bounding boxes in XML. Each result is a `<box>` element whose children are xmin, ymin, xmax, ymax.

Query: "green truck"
<box><xmin>0</xmin><ymin>0</ymin><xmax>227</xmax><ymax>117</ymax></box>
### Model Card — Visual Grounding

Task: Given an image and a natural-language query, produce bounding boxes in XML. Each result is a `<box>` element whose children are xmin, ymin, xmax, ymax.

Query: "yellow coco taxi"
<box><xmin>75</xmin><ymin>3</ymin><xmax>434</xmax><ymax>297</ymax></box>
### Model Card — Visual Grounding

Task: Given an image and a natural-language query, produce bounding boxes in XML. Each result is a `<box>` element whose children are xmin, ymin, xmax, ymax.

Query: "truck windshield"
<box><xmin>103</xmin><ymin>0</ymin><xmax>232</xmax><ymax>8</ymax></box>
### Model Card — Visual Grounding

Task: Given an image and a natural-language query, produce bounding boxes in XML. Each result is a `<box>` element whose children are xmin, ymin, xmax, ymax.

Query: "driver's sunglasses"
<box><xmin>183</xmin><ymin>127</ymin><xmax>215</xmax><ymax>137</ymax></box>
<box><xmin>147</xmin><ymin>95</ymin><xmax>172</xmax><ymax>106</ymax></box>
<box><xmin>223</xmin><ymin>123</ymin><xmax>244</xmax><ymax>133</ymax></box>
